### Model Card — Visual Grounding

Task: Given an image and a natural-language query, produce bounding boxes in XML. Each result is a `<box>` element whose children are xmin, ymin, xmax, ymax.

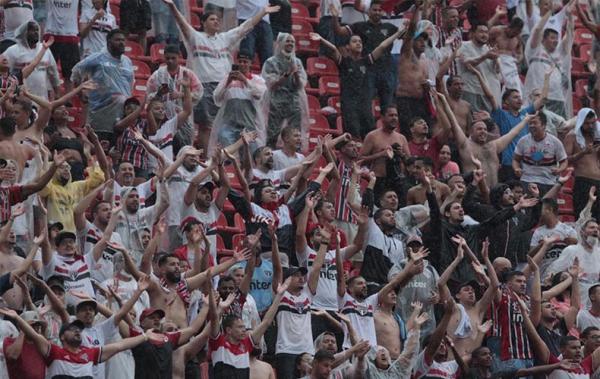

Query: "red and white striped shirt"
<box><xmin>492</xmin><ymin>285</ymin><xmax>532</xmax><ymax>361</ymax></box>
<box><xmin>44</xmin><ymin>344</ymin><xmax>101</xmax><ymax>378</ymax></box>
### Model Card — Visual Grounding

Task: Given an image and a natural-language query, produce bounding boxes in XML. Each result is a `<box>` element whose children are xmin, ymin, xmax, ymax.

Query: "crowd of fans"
<box><xmin>1</xmin><ymin>0</ymin><xmax>600</xmax><ymax>378</ymax></box>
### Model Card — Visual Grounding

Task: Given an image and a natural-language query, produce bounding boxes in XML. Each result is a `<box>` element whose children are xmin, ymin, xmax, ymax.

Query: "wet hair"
<box><xmin>505</xmin><ymin>270</ymin><xmax>526</xmax><ymax>282</ymax></box>
<box><xmin>470</xmin><ymin>20</ymin><xmax>488</xmax><ymax>32</ymax></box>
<box><xmin>201</xmin><ymin>10</ymin><xmax>220</xmax><ymax>22</ymax></box>
<box><xmin>543</xmin><ymin>28</ymin><xmax>559</xmax><ymax>39</ymax></box>
<box><xmin>0</xmin><ymin>117</ymin><xmax>16</xmax><ymax>137</ymax></box>
<box><xmin>541</xmin><ymin>198</ymin><xmax>558</xmax><ymax>215</ymax></box>
<box><xmin>414</xmin><ymin>156</ymin><xmax>434</xmax><ymax>169</ymax></box>
<box><xmin>280</xmin><ymin>126</ymin><xmax>300</xmax><ymax>141</ymax></box>
<box><xmin>581</xmin><ymin>326</ymin><xmax>600</xmax><ymax>339</ymax></box>
<box><xmin>313</xmin><ymin>349</ymin><xmax>335</xmax><ymax>362</ymax></box>
<box><xmin>221</xmin><ymin>314</ymin><xmax>242</xmax><ymax>330</ymax></box>
<box><xmin>218</xmin><ymin>275</ymin><xmax>235</xmax><ymax>288</ymax></box>
<box><xmin>531</xmin><ymin>111</ymin><xmax>547</xmax><ymax>125</ymax></box>
<box><xmin>509</xmin><ymin>17</ymin><xmax>524</xmax><ymax>30</ymax></box>
<box><xmin>164</xmin><ymin>44</ymin><xmax>180</xmax><ymax>55</ymax></box>
<box><xmin>559</xmin><ymin>335</ymin><xmax>580</xmax><ymax>348</ymax></box>
<box><xmin>409</xmin><ymin>117</ymin><xmax>425</xmax><ymax>128</ymax></box>
<box><xmin>252</xmin><ymin>146</ymin><xmax>270</xmax><ymax>162</ymax></box>
<box><xmin>106</xmin><ymin>28</ymin><xmax>125</xmax><ymax>43</ymax></box>
<box><xmin>382</xmin><ymin>105</ymin><xmax>398</xmax><ymax>116</ymax></box>
<box><xmin>502</xmin><ymin>89</ymin><xmax>519</xmax><ymax>103</ymax></box>
<box><xmin>446</xmin><ymin>75</ymin><xmax>462</xmax><ymax>88</ymax></box>
<box><xmin>157</xmin><ymin>253</ymin><xmax>178</xmax><ymax>266</ymax></box>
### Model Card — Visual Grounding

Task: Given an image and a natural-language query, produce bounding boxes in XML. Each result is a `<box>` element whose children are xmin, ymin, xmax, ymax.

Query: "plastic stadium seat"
<box><xmin>575</xmin><ymin>28</ymin><xmax>595</xmax><ymax>47</ymax></box>
<box><xmin>232</xmin><ymin>233</ymin><xmax>245</xmax><ymax>251</ymax></box>
<box><xmin>150</xmin><ymin>43</ymin><xmax>168</xmax><ymax>64</ymax></box>
<box><xmin>372</xmin><ymin>99</ymin><xmax>381</xmax><ymax>118</ymax></box>
<box><xmin>124</xmin><ymin>41</ymin><xmax>146</xmax><ymax>60</ymax></box>
<box><xmin>132</xmin><ymin>79</ymin><xmax>148</xmax><ymax>100</ymax></box>
<box><xmin>306</xmin><ymin>56</ymin><xmax>339</xmax><ymax>78</ymax></box>
<box><xmin>67</xmin><ymin>107</ymin><xmax>83</xmax><ymax>128</ymax></box>
<box><xmin>572</xmin><ymin>57</ymin><xmax>592</xmax><ymax>79</ymax></box>
<box><xmin>557</xmin><ymin>192</ymin><xmax>574</xmax><ymax>215</ymax></box>
<box><xmin>131</xmin><ymin>59</ymin><xmax>152</xmax><ymax>79</ymax></box>
<box><xmin>309</xmin><ymin>112</ymin><xmax>342</xmax><ymax>135</ymax></box>
<box><xmin>575</xmin><ymin>79</ymin><xmax>589</xmax><ymax>98</ymax></box>
<box><xmin>562</xmin><ymin>174</ymin><xmax>575</xmax><ymax>194</ymax></box>
<box><xmin>327</xmin><ymin>96</ymin><xmax>340</xmax><ymax>114</ymax></box>
<box><xmin>216</xmin><ymin>234</ymin><xmax>234</xmax><ymax>258</ymax></box>
<box><xmin>318</xmin><ymin>76</ymin><xmax>340</xmax><ymax>97</ymax></box>
<box><xmin>291</xmin><ymin>3</ymin><xmax>318</xmax><ymax>25</ymax></box>
<box><xmin>305</xmin><ymin>81</ymin><xmax>319</xmax><ymax>96</ymax></box>
<box><xmin>291</xmin><ymin>19</ymin><xmax>314</xmax><ymax>36</ymax></box>
<box><xmin>579</xmin><ymin>43</ymin><xmax>592</xmax><ymax>62</ymax></box>
<box><xmin>307</xmin><ymin>94</ymin><xmax>321</xmax><ymax>113</ymax></box>
<box><xmin>573</xmin><ymin>95</ymin><xmax>583</xmax><ymax>114</ymax></box>
<box><xmin>295</xmin><ymin>34</ymin><xmax>319</xmax><ymax>56</ymax></box>
<box><xmin>191</xmin><ymin>12</ymin><xmax>201</xmax><ymax>30</ymax></box>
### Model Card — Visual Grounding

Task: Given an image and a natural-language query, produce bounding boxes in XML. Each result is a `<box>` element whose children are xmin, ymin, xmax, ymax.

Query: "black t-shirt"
<box><xmin>338</xmin><ymin>55</ymin><xmax>373</xmax><ymax>101</ymax></box>
<box><xmin>131</xmin><ymin>329</ymin><xmax>181</xmax><ymax>379</ymax></box>
<box><xmin>269</xmin><ymin>0</ymin><xmax>292</xmax><ymax>34</ymax></box>
<box><xmin>536</xmin><ymin>322</ymin><xmax>565</xmax><ymax>357</ymax></box>
<box><xmin>348</xmin><ymin>21</ymin><xmax>398</xmax><ymax>68</ymax></box>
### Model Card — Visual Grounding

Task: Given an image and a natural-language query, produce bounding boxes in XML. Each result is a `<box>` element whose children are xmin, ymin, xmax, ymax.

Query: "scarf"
<box><xmin>160</xmin><ymin>277</ymin><xmax>191</xmax><ymax>307</ymax></box>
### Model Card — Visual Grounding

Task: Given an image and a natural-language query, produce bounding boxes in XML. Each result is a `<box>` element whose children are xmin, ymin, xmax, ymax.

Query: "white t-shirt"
<box><xmin>514</xmin><ymin>133</ymin><xmax>567</xmax><ymax>185</ymax></box>
<box><xmin>5</xmin><ymin>42</ymin><xmax>59</xmax><ymax>99</ymax></box>
<box><xmin>272</xmin><ymin>149</ymin><xmax>304</xmax><ymax>171</ymax></box>
<box><xmin>80</xmin><ymin>220</ymin><xmax>125</xmax><ymax>283</ymax></box>
<box><xmin>524</xmin><ymin>42</ymin><xmax>570</xmax><ymax>102</ymax></box>
<box><xmin>45</xmin><ymin>0</ymin><xmax>80</xmax><ymax>37</ymax></box>
<box><xmin>577</xmin><ymin>309</ymin><xmax>600</xmax><ymax>331</ymax></box>
<box><xmin>530</xmin><ymin>222</ymin><xmax>577</xmax><ymax>277</ymax></box>
<box><xmin>251</xmin><ymin>168</ymin><xmax>287</xmax><ymax>195</ymax></box>
<box><xmin>297</xmin><ymin>245</ymin><xmax>346</xmax><ymax>312</ymax></box>
<box><xmin>81</xmin><ymin>315</ymin><xmax>119</xmax><ymax>379</ymax></box>
<box><xmin>457</xmin><ymin>41</ymin><xmax>501</xmax><ymax>103</ymax></box>
<box><xmin>0</xmin><ymin>319</ymin><xmax>18</xmax><ymax>379</ymax></box>
<box><xmin>275</xmin><ymin>286</ymin><xmax>314</xmax><ymax>355</ymax></box>
<box><xmin>166</xmin><ymin>164</ymin><xmax>203</xmax><ymax>227</ymax></box>
<box><xmin>413</xmin><ymin>351</ymin><xmax>460</xmax><ymax>379</ymax></box>
<box><xmin>338</xmin><ymin>292</ymin><xmax>378</xmax><ymax>349</ymax></box>
<box><xmin>236</xmin><ymin>0</ymin><xmax>268</xmax><ymax>22</ymax></box>
<box><xmin>80</xmin><ymin>8</ymin><xmax>117</xmax><ymax>58</ymax></box>
<box><xmin>181</xmin><ymin>202</ymin><xmax>222</xmax><ymax>264</ymax></box>
<box><xmin>2</xmin><ymin>0</ymin><xmax>33</xmax><ymax>41</ymax></box>
<box><xmin>115</xmin><ymin>206</ymin><xmax>157</xmax><ymax>260</ymax></box>
<box><xmin>148</xmin><ymin>117</ymin><xmax>177</xmax><ymax>171</ymax></box>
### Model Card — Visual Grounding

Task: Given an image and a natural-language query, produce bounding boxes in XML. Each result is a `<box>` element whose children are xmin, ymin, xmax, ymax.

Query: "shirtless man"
<box><xmin>121</xmin><ymin>230</ymin><xmax>253</xmax><ymax>328</ymax></box>
<box><xmin>563</xmin><ymin>108</ymin><xmax>600</xmax><ymax>217</ymax></box>
<box><xmin>373</xmin><ymin>246</ymin><xmax>426</xmax><ymax>359</ymax></box>
<box><xmin>0</xmin><ymin>117</ymin><xmax>34</xmax><ymax>180</ymax></box>
<box><xmin>406</xmin><ymin>157</ymin><xmax>450</xmax><ymax>206</ymax></box>
<box><xmin>396</xmin><ymin>4</ymin><xmax>432</xmax><ymax>134</ymax></box>
<box><xmin>0</xmin><ymin>214</ymin><xmax>40</xmax><ymax>310</ymax></box>
<box><xmin>360</xmin><ymin>105</ymin><xmax>409</xmax><ymax>178</ymax></box>
<box><xmin>250</xmin><ymin>350</ymin><xmax>276</xmax><ymax>379</ymax></box>
<box><xmin>438</xmin><ymin>75</ymin><xmax>472</xmax><ymax>135</ymax></box>
<box><xmin>438</xmin><ymin>238</ymin><xmax>496</xmax><ymax>357</ymax></box>
<box><xmin>447</xmin><ymin>93</ymin><xmax>535</xmax><ymax>187</ymax></box>
<box><xmin>489</xmin><ymin>17</ymin><xmax>524</xmax><ymax>93</ymax></box>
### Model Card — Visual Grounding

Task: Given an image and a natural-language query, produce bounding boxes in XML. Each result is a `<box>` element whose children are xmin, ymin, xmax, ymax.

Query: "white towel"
<box><xmin>574</xmin><ymin>108</ymin><xmax>600</xmax><ymax>149</ymax></box>
<box><xmin>454</xmin><ymin>304</ymin><xmax>473</xmax><ymax>339</ymax></box>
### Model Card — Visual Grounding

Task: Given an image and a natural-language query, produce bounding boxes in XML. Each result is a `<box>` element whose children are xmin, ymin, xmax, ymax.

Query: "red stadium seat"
<box><xmin>579</xmin><ymin>43</ymin><xmax>592</xmax><ymax>62</ymax></box>
<box><xmin>124</xmin><ymin>41</ymin><xmax>146</xmax><ymax>61</ymax></box>
<box><xmin>307</xmin><ymin>94</ymin><xmax>321</xmax><ymax>113</ymax></box>
<box><xmin>318</xmin><ymin>76</ymin><xmax>340</xmax><ymax>97</ymax></box>
<box><xmin>216</xmin><ymin>234</ymin><xmax>234</xmax><ymax>258</ymax></box>
<box><xmin>557</xmin><ymin>192</ymin><xmax>574</xmax><ymax>215</ymax></box>
<box><xmin>66</xmin><ymin>107</ymin><xmax>83</xmax><ymax>129</ymax></box>
<box><xmin>291</xmin><ymin>19</ymin><xmax>314</xmax><ymax>36</ymax></box>
<box><xmin>308</xmin><ymin>112</ymin><xmax>331</xmax><ymax>134</ymax></box>
<box><xmin>306</xmin><ymin>56</ymin><xmax>339</xmax><ymax>78</ymax></box>
<box><xmin>575</xmin><ymin>79</ymin><xmax>589</xmax><ymax>98</ymax></box>
<box><xmin>295</xmin><ymin>34</ymin><xmax>319</xmax><ymax>56</ymax></box>
<box><xmin>232</xmin><ymin>233</ymin><xmax>245</xmax><ymax>251</ymax></box>
<box><xmin>575</xmin><ymin>28</ymin><xmax>595</xmax><ymax>47</ymax></box>
<box><xmin>291</xmin><ymin>3</ymin><xmax>318</xmax><ymax>25</ymax></box>
<box><xmin>572</xmin><ymin>57</ymin><xmax>592</xmax><ymax>79</ymax></box>
<box><xmin>132</xmin><ymin>79</ymin><xmax>148</xmax><ymax>100</ymax></box>
<box><xmin>131</xmin><ymin>59</ymin><xmax>152</xmax><ymax>79</ymax></box>
<box><xmin>191</xmin><ymin>12</ymin><xmax>201</xmax><ymax>30</ymax></box>
<box><xmin>372</xmin><ymin>98</ymin><xmax>381</xmax><ymax>118</ymax></box>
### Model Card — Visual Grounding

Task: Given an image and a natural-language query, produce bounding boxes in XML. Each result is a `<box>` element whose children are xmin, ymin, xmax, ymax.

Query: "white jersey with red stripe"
<box><xmin>493</xmin><ymin>285</ymin><xmax>532</xmax><ymax>361</ymax></box>
<box><xmin>112</xmin><ymin>179</ymin><xmax>155</xmax><ymax>208</ymax></box>
<box><xmin>42</xmin><ymin>253</ymin><xmax>95</xmax><ymax>300</ymax></box>
<box><xmin>275</xmin><ymin>286</ymin><xmax>314</xmax><ymax>355</ymax></box>
<box><xmin>333</xmin><ymin>160</ymin><xmax>357</xmax><ymax>224</ymax></box>
<box><xmin>181</xmin><ymin>202</ymin><xmax>221</xmax><ymax>264</ymax></box>
<box><xmin>148</xmin><ymin>117</ymin><xmax>177</xmax><ymax>171</ymax></box>
<box><xmin>412</xmin><ymin>351</ymin><xmax>460</xmax><ymax>379</ymax></box>
<box><xmin>208</xmin><ymin>333</ymin><xmax>255</xmax><ymax>377</ymax></box>
<box><xmin>45</xmin><ymin>344</ymin><xmax>101</xmax><ymax>378</ymax></box>
<box><xmin>338</xmin><ymin>292</ymin><xmax>378</xmax><ymax>348</ymax></box>
<box><xmin>3</xmin><ymin>0</ymin><xmax>33</xmax><ymax>41</ymax></box>
<box><xmin>81</xmin><ymin>220</ymin><xmax>125</xmax><ymax>283</ymax></box>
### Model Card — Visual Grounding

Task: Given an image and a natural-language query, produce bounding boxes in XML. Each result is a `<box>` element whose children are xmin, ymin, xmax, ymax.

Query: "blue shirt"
<box><xmin>238</xmin><ymin>259</ymin><xmax>274</xmax><ymax>313</ymax></box>
<box><xmin>492</xmin><ymin>104</ymin><xmax>535</xmax><ymax>166</ymax></box>
<box><xmin>70</xmin><ymin>50</ymin><xmax>134</xmax><ymax>111</ymax></box>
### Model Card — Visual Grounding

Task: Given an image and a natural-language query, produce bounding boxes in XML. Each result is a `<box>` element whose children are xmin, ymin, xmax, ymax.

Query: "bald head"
<box><xmin>493</xmin><ymin>257</ymin><xmax>512</xmax><ymax>278</ymax></box>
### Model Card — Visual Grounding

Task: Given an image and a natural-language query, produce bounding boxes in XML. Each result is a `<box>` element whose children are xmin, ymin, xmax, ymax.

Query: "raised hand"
<box><xmin>516</xmin><ymin>196</ymin><xmax>538</xmax><ymax>210</ymax></box>
<box><xmin>277</xmin><ymin>276</ymin><xmax>292</xmax><ymax>295</ymax></box>
<box><xmin>568</xmin><ymin>257</ymin><xmax>581</xmax><ymax>278</ymax></box>
<box><xmin>411</xmin><ymin>301</ymin><xmax>423</xmax><ymax>312</ymax></box>
<box><xmin>528</xmin><ymin>183</ymin><xmax>539</xmax><ymax>198</ymax></box>
<box><xmin>319</xmin><ymin>162</ymin><xmax>335</xmax><ymax>175</ymax></box>
<box><xmin>219</xmin><ymin>292</ymin><xmax>236</xmax><ymax>310</ymax></box>
<box><xmin>43</xmin><ymin>36</ymin><xmax>54</xmax><ymax>49</ymax></box>
<box><xmin>137</xmin><ymin>275</ymin><xmax>150</xmax><ymax>292</ymax></box>
<box><xmin>477</xmin><ymin>319</ymin><xmax>493</xmax><ymax>334</ymax></box>
<box><xmin>308</xmin><ymin>32</ymin><xmax>321</xmax><ymax>41</ymax></box>
<box><xmin>52</xmin><ymin>150</ymin><xmax>67</xmax><ymax>167</ymax></box>
<box><xmin>233</xmin><ymin>247</ymin><xmax>253</xmax><ymax>262</ymax></box>
<box><xmin>356</xmin><ymin>205</ymin><xmax>370</xmax><ymax>226</ymax></box>
<box><xmin>11</xmin><ymin>203</ymin><xmax>25</xmax><ymax>218</ymax></box>
<box><xmin>481</xmin><ymin>238</ymin><xmax>490</xmax><ymax>261</ymax></box>
<box><xmin>527</xmin><ymin>256</ymin><xmax>539</xmax><ymax>273</ymax></box>
<box><xmin>146</xmin><ymin>330</ymin><xmax>167</xmax><ymax>343</ymax></box>
<box><xmin>0</xmin><ymin>307</ymin><xmax>18</xmax><ymax>319</ymax></box>
<box><xmin>414</xmin><ymin>312</ymin><xmax>430</xmax><ymax>328</ymax></box>
<box><xmin>590</xmin><ymin>186</ymin><xmax>597</xmax><ymax>203</ymax></box>
<box><xmin>264</xmin><ymin>5</ymin><xmax>281</xmax><ymax>13</ymax></box>
<box><xmin>305</xmin><ymin>191</ymin><xmax>317</xmax><ymax>209</ymax></box>
<box><xmin>410</xmin><ymin>246</ymin><xmax>429</xmax><ymax>262</ymax></box>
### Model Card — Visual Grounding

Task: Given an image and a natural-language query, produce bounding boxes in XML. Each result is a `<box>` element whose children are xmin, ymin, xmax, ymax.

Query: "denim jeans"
<box><xmin>238</xmin><ymin>19</ymin><xmax>273</xmax><ymax>65</ymax></box>
<box><xmin>367</xmin><ymin>64</ymin><xmax>395</xmax><ymax>110</ymax></box>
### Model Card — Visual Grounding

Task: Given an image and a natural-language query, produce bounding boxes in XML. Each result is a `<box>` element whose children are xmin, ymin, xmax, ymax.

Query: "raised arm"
<box><xmin>309</xmin><ymin>32</ymin><xmax>341</xmax><ymax>63</ymax></box>
<box><xmin>371</xmin><ymin>28</ymin><xmax>402</xmax><ymax>61</ymax></box>
<box><xmin>465</xmin><ymin>64</ymin><xmax>498</xmax><ymax>110</ymax></box>
<box><xmin>0</xmin><ymin>309</ymin><xmax>50</xmax><ymax>358</ymax></box>
<box><xmin>252</xmin><ymin>278</ymin><xmax>290</xmax><ymax>342</ymax></box>
<box><xmin>493</xmin><ymin>112</ymin><xmax>535</xmax><ymax>152</ymax></box>
<box><xmin>308</xmin><ymin>230</ymin><xmax>329</xmax><ymax>295</ymax></box>
<box><xmin>528</xmin><ymin>9</ymin><xmax>553</xmax><ymax>51</ymax></box>
<box><xmin>423</xmin><ymin>298</ymin><xmax>455</xmax><ymax>361</ymax></box>
<box><xmin>162</xmin><ymin>0</ymin><xmax>194</xmax><ymax>41</ymax></box>
<box><xmin>401</xmin><ymin>6</ymin><xmax>420</xmax><ymax>57</ymax></box>
<box><xmin>90</xmin><ymin>205</ymin><xmax>121</xmax><ymax>263</ymax></box>
<box><xmin>21</xmin><ymin>152</ymin><xmax>66</xmax><ymax>198</ymax></box>
<box><xmin>329</xmin><ymin>4</ymin><xmax>350</xmax><ymax>37</ymax></box>
<box><xmin>73</xmin><ymin>180</ymin><xmax>110</xmax><ymax>232</ymax></box>
<box><xmin>174</xmin><ymin>74</ymin><xmax>193</xmax><ymax>128</ymax></box>
<box><xmin>515</xmin><ymin>295</ymin><xmax>550</xmax><ymax>364</ymax></box>
<box><xmin>22</xmin><ymin>38</ymin><xmax>53</xmax><ymax>79</ymax></box>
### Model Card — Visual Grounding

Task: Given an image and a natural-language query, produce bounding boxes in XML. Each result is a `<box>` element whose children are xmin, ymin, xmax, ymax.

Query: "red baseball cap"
<box><xmin>139</xmin><ymin>308</ymin><xmax>165</xmax><ymax>323</ymax></box>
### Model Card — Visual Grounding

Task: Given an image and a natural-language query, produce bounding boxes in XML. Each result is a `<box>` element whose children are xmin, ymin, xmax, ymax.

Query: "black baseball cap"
<box><xmin>54</xmin><ymin>231</ymin><xmax>76</xmax><ymax>246</ymax></box>
<box><xmin>59</xmin><ymin>319</ymin><xmax>85</xmax><ymax>336</ymax></box>
<box><xmin>48</xmin><ymin>221</ymin><xmax>64</xmax><ymax>232</ymax></box>
<box><xmin>283</xmin><ymin>266</ymin><xmax>308</xmax><ymax>280</ymax></box>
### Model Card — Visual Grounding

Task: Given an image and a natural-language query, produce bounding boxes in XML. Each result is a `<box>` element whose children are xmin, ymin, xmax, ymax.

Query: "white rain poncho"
<box><xmin>524</xmin><ymin>23</ymin><xmax>574</xmax><ymax>118</ymax></box>
<box><xmin>207</xmin><ymin>70</ymin><xmax>267</xmax><ymax>155</ymax></box>
<box><xmin>5</xmin><ymin>20</ymin><xmax>60</xmax><ymax>100</ymax></box>
<box><xmin>261</xmin><ymin>33</ymin><xmax>309</xmax><ymax>149</ymax></box>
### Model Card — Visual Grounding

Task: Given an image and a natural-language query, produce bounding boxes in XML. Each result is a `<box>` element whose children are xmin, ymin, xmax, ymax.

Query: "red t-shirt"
<box><xmin>0</xmin><ymin>185</ymin><xmax>24</xmax><ymax>223</ymax></box>
<box><xmin>173</xmin><ymin>245</ymin><xmax>215</xmax><ymax>268</ymax></box>
<box><xmin>3</xmin><ymin>337</ymin><xmax>46</xmax><ymax>379</ymax></box>
<box><xmin>408</xmin><ymin>135</ymin><xmax>442</xmax><ymax>171</ymax></box>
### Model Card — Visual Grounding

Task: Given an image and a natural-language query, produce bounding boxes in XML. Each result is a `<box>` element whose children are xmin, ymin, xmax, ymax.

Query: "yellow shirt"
<box><xmin>38</xmin><ymin>164</ymin><xmax>105</xmax><ymax>232</ymax></box>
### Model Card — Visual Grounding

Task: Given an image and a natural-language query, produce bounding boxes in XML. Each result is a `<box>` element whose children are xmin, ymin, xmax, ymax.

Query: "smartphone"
<box><xmin>231</xmin><ymin>64</ymin><xmax>240</xmax><ymax>72</ymax></box>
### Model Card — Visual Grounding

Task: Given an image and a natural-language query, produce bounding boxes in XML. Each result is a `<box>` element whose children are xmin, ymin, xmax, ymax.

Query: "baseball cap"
<box><xmin>180</xmin><ymin>216</ymin><xmax>201</xmax><ymax>233</ymax></box>
<box><xmin>406</xmin><ymin>235</ymin><xmax>423</xmax><ymax>247</ymax></box>
<box><xmin>59</xmin><ymin>319</ymin><xmax>85</xmax><ymax>336</ymax></box>
<box><xmin>75</xmin><ymin>298</ymin><xmax>97</xmax><ymax>313</ymax></box>
<box><xmin>21</xmin><ymin>311</ymin><xmax>48</xmax><ymax>328</ymax></box>
<box><xmin>283</xmin><ymin>266</ymin><xmax>308</xmax><ymax>280</ymax></box>
<box><xmin>139</xmin><ymin>308</ymin><xmax>165</xmax><ymax>323</ymax></box>
<box><xmin>54</xmin><ymin>231</ymin><xmax>76</xmax><ymax>246</ymax></box>
<box><xmin>46</xmin><ymin>276</ymin><xmax>65</xmax><ymax>291</ymax></box>
<box><xmin>47</xmin><ymin>221</ymin><xmax>64</xmax><ymax>232</ymax></box>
